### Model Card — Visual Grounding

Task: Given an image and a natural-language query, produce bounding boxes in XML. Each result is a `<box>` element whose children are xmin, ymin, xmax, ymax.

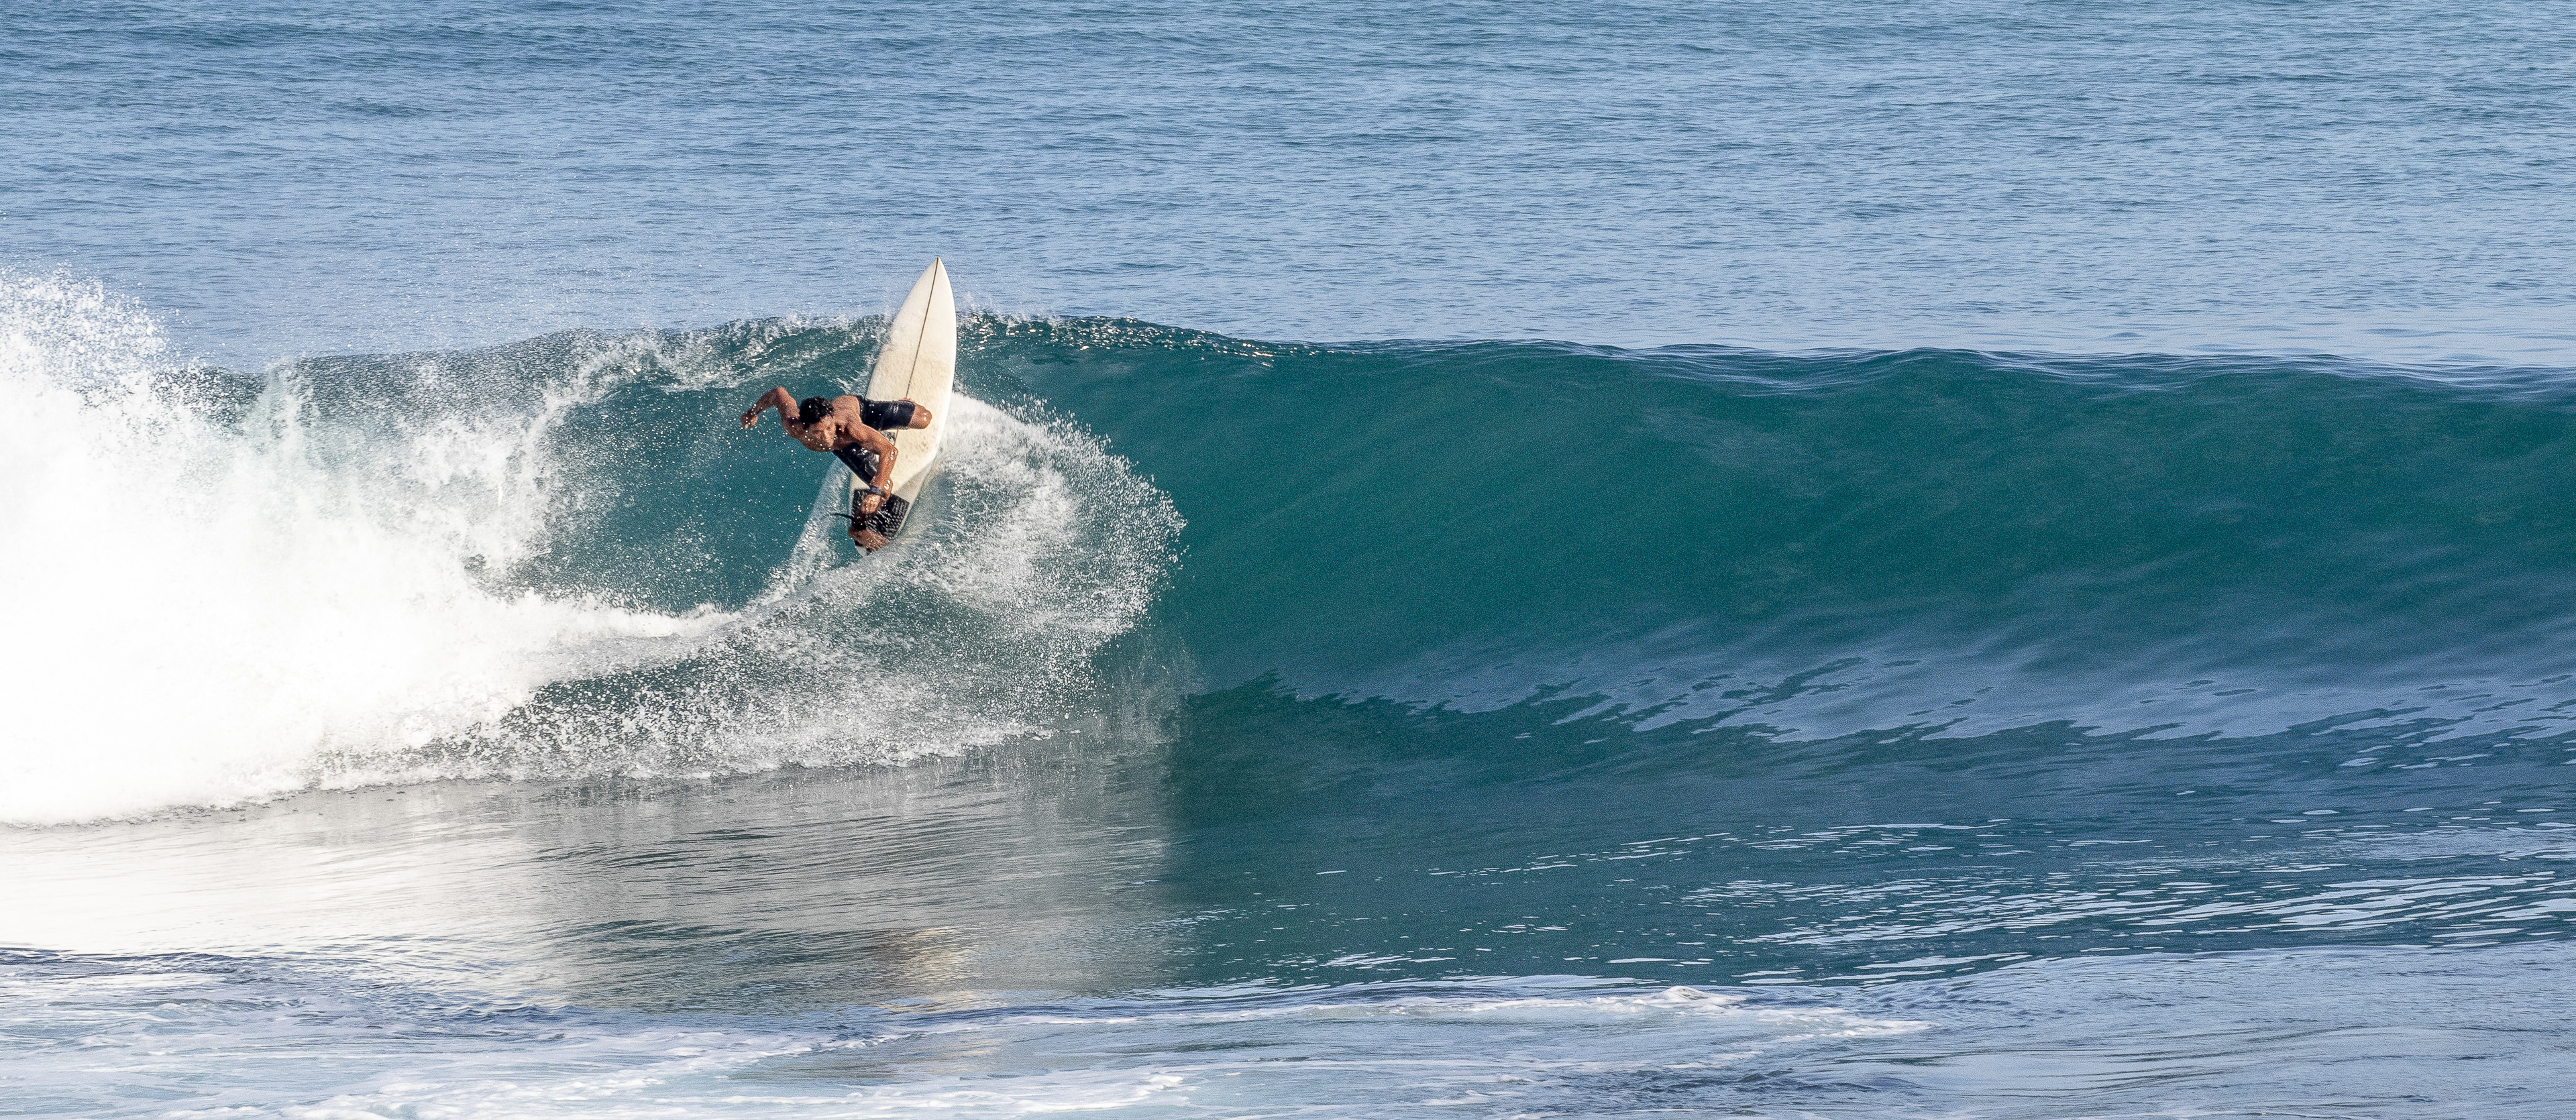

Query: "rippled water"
<box><xmin>9</xmin><ymin>1</ymin><xmax>2576</xmax><ymax>1117</ymax></box>
<box><xmin>11</xmin><ymin>748</ymin><xmax>2575</xmax><ymax>1117</ymax></box>
<box><xmin>6</xmin><ymin>0</ymin><xmax>2573</xmax><ymax>362</ymax></box>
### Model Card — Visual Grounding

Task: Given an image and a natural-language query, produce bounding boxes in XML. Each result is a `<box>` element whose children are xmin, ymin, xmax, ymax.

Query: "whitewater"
<box><xmin>0</xmin><ymin>278</ymin><xmax>1179</xmax><ymax>824</ymax></box>
<box><xmin>10</xmin><ymin>0</ymin><xmax>2576</xmax><ymax>1117</ymax></box>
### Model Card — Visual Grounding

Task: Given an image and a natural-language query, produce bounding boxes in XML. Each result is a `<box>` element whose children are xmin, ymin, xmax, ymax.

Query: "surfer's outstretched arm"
<box><xmin>738</xmin><ymin>387</ymin><xmax>796</xmax><ymax>429</ymax></box>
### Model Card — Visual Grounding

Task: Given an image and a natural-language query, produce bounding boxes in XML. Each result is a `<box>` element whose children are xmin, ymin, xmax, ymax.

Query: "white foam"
<box><xmin>0</xmin><ymin>278</ymin><xmax>722</xmax><ymax>824</ymax></box>
<box><xmin>374</xmin><ymin>391</ymin><xmax>1183</xmax><ymax>782</ymax></box>
<box><xmin>4</xmin><ymin>960</ymin><xmax>1923</xmax><ymax>1120</ymax></box>
<box><xmin>0</xmin><ymin>280</ymin><xmax>1179</xmax><ymax>824</ymax></box>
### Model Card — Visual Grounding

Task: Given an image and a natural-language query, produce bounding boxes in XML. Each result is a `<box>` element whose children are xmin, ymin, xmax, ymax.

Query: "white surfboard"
<box><xmin>855</xmin><ymin>258</ymin><xmax>955</xmax><ymax>539</ymax></box>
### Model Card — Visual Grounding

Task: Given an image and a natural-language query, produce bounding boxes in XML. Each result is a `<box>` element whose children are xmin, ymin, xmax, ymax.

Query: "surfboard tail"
<box><xmin>866</xmin><ymin>494</ymin><xmax>912</xmax><ymax>541</ymax></box>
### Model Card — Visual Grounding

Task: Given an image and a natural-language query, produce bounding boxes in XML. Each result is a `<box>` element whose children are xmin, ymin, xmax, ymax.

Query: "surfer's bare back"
<box><xmin>739</xmin><ymin>387</ymin><xmax>934</xmax><ymax>551</ymax></box>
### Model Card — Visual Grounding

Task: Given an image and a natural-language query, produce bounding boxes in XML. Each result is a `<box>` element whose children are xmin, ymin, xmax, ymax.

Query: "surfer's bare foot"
<box><xmin>853</xmin><ymin>527</ymin><xmax>890</xmax><ymax>551</ymax></box>
<box><xmin>900</xmin><ymin>400</ymin><xmax>932</xmax><ymax>429</ymax></box>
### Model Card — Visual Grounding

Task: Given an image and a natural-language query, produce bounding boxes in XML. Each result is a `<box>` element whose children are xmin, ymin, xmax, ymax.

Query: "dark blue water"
<box><xmin>8</xmin><ymin>2</ymin><xmax>2576</xmax><ymax>1117</ymax></box>
<box><xmin>8</xmin><ymin>0</ymin><xmax>2574</xmax><ymax>362</ymax></box>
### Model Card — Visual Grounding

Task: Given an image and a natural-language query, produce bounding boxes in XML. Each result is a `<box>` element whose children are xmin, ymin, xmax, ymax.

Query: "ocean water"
<box><xmin>8</xmin><ymin>3</ymin><xmax>2576</xmax><ymax>1118</ymax></box>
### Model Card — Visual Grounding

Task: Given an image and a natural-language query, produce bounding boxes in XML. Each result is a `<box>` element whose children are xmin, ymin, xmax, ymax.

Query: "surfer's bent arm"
<box><xmin>852</xmin><ymin>425</ymin><xmax>898</xmax><ymax>503</ymax></box>
<box><xmin>739</xmin><ymin>387</ymin><xmax>797</xmax><ymax>429</ymax></box>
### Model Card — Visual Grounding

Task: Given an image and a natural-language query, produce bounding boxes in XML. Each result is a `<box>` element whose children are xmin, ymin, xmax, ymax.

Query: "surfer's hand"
<box><xmin>739</xmin><ymin>406</ymin><xmax>761</xmax><ymax>429</ymax></box>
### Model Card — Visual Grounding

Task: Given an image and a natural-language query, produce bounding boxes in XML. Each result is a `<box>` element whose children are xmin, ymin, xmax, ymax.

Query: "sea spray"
<box><xmin>382</xmin><ymin>394</ymin><xmax>1185</xmax><ymax>782</ymax></box>
<box><xmin>0</xmin><ymin>279</ymin><xmax>725</xmax><ymax>823</ymax></box>
<box><xmin>0</xmin><ymin>284</ymin><xmax>1181</xmax><ymax>824</ymax></box>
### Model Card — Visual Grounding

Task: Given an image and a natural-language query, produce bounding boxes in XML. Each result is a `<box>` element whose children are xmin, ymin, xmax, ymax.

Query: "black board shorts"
<box><xmin>827</xmin><ymin>398</ymin><xmax>918</xmax><ymax>546</ymax></box>
<box><xmin>831</xmin><ymin>445</ymin><xmax>879</xmax><ymax>483</ymax></box>
<box><xmin>859</xmin><ymin>398</ymin><xmax>918</xmax><ymax>431</ymax></box>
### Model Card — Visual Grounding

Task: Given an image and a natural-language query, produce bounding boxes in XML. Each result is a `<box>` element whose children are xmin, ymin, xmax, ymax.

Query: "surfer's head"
<box><xmin>797</xmin><ymin>396</ymin><xmax>832</xmax><ymax>427</ymax></box>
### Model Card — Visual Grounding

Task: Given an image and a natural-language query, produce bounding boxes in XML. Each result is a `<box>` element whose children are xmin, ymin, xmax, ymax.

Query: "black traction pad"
<box><xmin>862</xmin><ymin>494</ymin><xmax>912</xmax><ymax>542</ymax></box>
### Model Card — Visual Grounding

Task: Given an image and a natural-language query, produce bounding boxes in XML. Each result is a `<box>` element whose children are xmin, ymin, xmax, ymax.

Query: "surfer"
<box><xmin>739</xmin><ymin>388</ymin><xmax>935</xmax><ymax>551</ymax></box>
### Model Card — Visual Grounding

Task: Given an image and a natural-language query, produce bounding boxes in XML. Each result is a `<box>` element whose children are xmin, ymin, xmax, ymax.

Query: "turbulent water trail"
<box><xmin>0</xmin><ymin>280</ymin><xmax>1179</xmax><ymax>824</ymax></box>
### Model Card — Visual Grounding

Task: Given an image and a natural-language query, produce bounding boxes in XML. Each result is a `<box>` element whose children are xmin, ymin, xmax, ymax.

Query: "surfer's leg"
<box><xmin>861</xmin><ymin>399</ymin><xmax>932</xmax><ymax>431</ymax></box>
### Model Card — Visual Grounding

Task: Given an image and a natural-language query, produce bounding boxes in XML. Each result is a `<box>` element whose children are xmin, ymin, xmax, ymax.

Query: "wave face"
<box><xmin>13</xmin><ymin>287</ymin><xmax>2576</xmax><ymax>824</ymax></box>
<box><xmin>0</xmin><ymin>280</ymin><xmax>1179</xmax><ymax>824</ymax></box>
<box><xmin>983</xmin><ymin>319</ymin><xmax>2576</xmax><ymax>740</ymax></box>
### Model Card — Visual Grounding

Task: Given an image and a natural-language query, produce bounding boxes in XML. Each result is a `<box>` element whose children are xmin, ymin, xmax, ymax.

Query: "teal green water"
<box><xmin>15</xmin><ymin>315</ymin><xmax>2575</xmax><ymax>1115</ymax></box>
<box><xmin>9</xmin><ymin>0</ymin><xmax>2576</xmax><ymax>1115</ymax></box>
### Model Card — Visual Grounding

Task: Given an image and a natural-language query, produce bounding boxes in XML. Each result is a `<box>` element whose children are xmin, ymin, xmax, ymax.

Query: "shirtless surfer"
<box><xmin>739</xmin><ymin>388</ymin><xmax>934</xmax><ymax>551</ymax></box>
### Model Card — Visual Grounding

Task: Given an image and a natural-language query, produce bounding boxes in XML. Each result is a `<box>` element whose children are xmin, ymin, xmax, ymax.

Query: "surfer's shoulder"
<box><xmin>824</xmin><ymin>395</ymin><xmax>868</xmax><ymax>428</ymax></box>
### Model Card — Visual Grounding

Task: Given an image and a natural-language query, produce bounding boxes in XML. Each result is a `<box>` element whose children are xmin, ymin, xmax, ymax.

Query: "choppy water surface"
<box><xmin>9</xmin><ymin>1</ymin><xmax>2576</xmax><ymax>1117</ymax></box>
<box><xmin>5</xmin><ymin>0</ymin><xmax>2573</xmax><ymax>362</ymax></box>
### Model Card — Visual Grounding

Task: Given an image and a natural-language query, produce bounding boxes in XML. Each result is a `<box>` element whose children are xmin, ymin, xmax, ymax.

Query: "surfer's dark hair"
<box><xmin>797</xmin><ymin>396</ymin><xmax>832</xmax><ymax>426</ymax></box>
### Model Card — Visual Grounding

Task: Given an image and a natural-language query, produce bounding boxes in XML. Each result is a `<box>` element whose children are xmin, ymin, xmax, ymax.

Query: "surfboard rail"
<box><xmin>853</xmin><ymin>258</ymin><xmax>956</xmax><ymax>541</ymax></box>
